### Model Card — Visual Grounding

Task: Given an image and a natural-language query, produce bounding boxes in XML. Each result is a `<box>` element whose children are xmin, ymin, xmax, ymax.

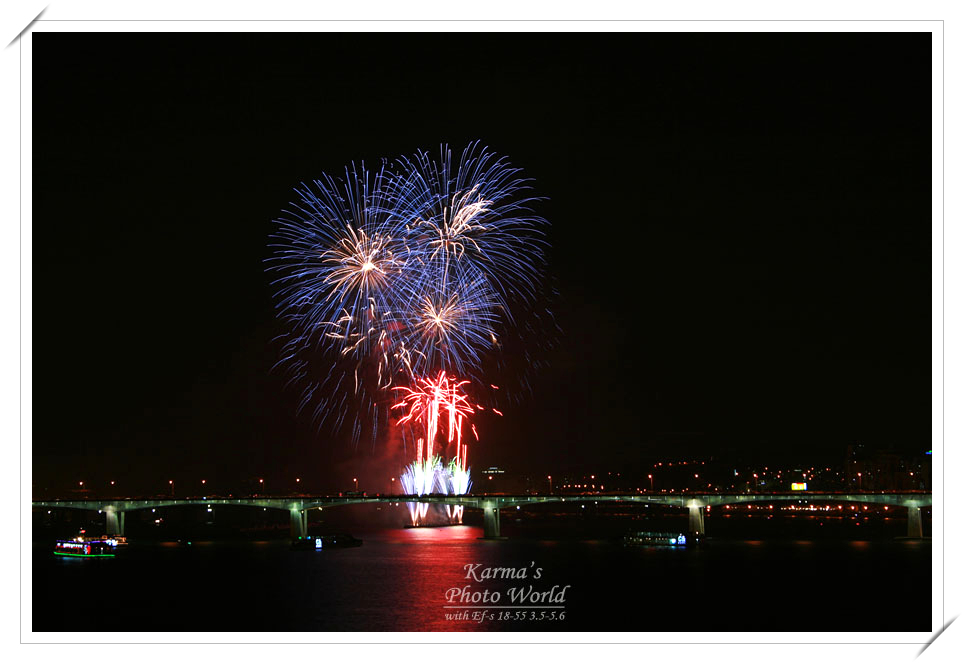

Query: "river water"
<box><xmin>33</xmin><ymin>508</ymin><xmax>931</xmax><ymax>632</ymax></box>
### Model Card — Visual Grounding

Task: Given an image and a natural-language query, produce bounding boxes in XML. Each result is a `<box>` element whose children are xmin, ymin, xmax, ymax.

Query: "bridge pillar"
<box><xmin>105</xmin><ymin>509</ymin><xmax>125</xmax><ymax>536</ymax></box>
<box><xmin>290</xmin><ymin>508</ymin><xmax>307</xmax><ymax>538</ymax></box>
<box><xmin>906</xmin><ymin>504</ymin><xmax>923</xmax><ymax>538</ymax></box>
<box><xmin>482</xmin><ymin>503</ymin><xmax>501</xmax><ymax>539</ymax></box>
<box><xmin>688</xmin><ymin>504</ymin><xmax>705</xmax><ymax>536</ymax></box>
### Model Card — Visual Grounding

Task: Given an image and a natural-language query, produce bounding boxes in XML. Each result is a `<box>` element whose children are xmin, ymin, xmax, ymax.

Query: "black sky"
<box><xmin>32</xmin><ymin>32</ymin><xmax>932</xmax><ymax>493</ymax></box>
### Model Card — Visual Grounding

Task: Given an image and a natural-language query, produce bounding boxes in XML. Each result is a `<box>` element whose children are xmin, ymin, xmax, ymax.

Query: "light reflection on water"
<box><xmin>385</xmin><ymin>524</ymin><xmax>480</xmax><ymax>543</ymax></box>
<box><xmin>33</xmin><ymin>529</ymin><xmax>931</xmax><ymax>632</ymax></box>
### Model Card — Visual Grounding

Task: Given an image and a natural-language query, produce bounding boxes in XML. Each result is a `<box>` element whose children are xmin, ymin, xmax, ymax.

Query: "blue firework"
<box><xmin>268</xmin><ymin>143</ymin><xmax>551</xmax><ymax>444</ymax></box>
<box><xmin>388</xmin><ymin>141</ymin><xmax>549</xmax><ymax>310</ymax></box>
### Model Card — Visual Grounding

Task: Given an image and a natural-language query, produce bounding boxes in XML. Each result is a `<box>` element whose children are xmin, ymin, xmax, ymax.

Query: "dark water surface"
<box><xmin>33</xmin><ymin>515</ymin><xmax>931</xmax><ymax>632</ymax></box>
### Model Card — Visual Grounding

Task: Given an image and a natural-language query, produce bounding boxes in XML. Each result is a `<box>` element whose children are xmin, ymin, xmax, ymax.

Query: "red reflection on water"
<box><xmin>387</xmin><ymin>525</ymin><xmax>480</xmax><ymax>543</ymax></box>
<box><xmin>367</xmin><ymin>525</ymin><xmax>517</xmax><ymax>631</ymax></box>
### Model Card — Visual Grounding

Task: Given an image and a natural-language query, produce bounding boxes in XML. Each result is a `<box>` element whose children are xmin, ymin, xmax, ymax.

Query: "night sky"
<box><xmin>32</xmin><ymin>32</ymin><xmax>932</xmax><ymax>494</ymax></box>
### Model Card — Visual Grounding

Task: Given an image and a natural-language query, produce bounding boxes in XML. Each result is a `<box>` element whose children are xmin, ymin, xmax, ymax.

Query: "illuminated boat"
<box><xmin>623</xmin><ymin>531</ymin><xmax>699</xmax><ymax>547</ymax></box>
<box><xmin>291</xmin><ymin>534</ymin><xmax>363</xmax><ymax>550</ymax></box>
<box><xmin>54</xmin><ymin>536</ymin><xmax>120</xmax><ymax>558</ymax></box>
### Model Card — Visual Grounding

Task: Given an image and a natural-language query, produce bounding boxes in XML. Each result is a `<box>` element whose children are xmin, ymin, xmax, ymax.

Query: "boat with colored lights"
<box><xmin>623</xmin><ymin>531</ymin><xmax>700</xmax><ymax>547</ymax></box>
<box><xmin>291</xmin><ymin>534</ymin><xmax>362</xmax><ymax>550</ymax></box>
<box><xmin>54</xmin><ymin>536</ymin><xmax>122</xmax><ymax>557</ymax></box>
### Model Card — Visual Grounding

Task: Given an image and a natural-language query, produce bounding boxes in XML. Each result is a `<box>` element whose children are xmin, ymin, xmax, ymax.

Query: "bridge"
<box><xmin>33</xmin><ymin>492</ymin><xmax>931</xmax><ymax>539</ymax></box>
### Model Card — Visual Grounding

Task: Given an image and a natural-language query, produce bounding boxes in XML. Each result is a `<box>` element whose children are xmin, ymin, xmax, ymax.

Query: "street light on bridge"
<box><xmin>353</xmin><ymin>477</ymin><xmax>358</xmax><ymax>491</ymax></box>
<box><xmin>169</xmin><ymin>479</ymin><xmax>174</xmax><ymax>496</ymax></box>
<box><xmin>648</xmin><ymin>474</ymin><xmax>653</xmax><ymax>492</ymax></box>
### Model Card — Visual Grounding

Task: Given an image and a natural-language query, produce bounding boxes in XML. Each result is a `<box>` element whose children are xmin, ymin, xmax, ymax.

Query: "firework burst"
<box><xmin>268</xmin><ymin>142</ymin><xmax>552</xmax><ymax>471</ymax></box>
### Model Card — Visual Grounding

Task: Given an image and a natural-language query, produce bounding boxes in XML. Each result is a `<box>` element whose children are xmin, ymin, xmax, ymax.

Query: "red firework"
<box><xmin>392</xmin><ymin>370</ymin><xmax>477</xmax><ymax>469</ymax></box>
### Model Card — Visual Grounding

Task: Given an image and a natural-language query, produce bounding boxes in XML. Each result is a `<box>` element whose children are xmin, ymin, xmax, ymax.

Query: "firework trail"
<box><xmin>388</xmin><ymin>142</ymin><xmax>549</xmax><ymax>308</ymax></box>
<box><xmin>393</xmin><ymin>371</ymin><xmax>478</xmax><ymax>502</ymax></box>
<box><xmin>268</xmin><ymin>163</ymin><xmax>410</xmax><ymax>441</ymax></box>
<box><xmin>269</xmin><ymin>142</ymin><xmax>551</xmax><ymax>508</ymax></box>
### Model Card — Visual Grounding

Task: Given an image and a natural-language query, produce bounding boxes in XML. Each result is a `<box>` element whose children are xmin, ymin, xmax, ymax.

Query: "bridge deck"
<box><xmin>33</xmin><ymin>491</ymin><xmax>932</xmax><ymax>513</ymax></box>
